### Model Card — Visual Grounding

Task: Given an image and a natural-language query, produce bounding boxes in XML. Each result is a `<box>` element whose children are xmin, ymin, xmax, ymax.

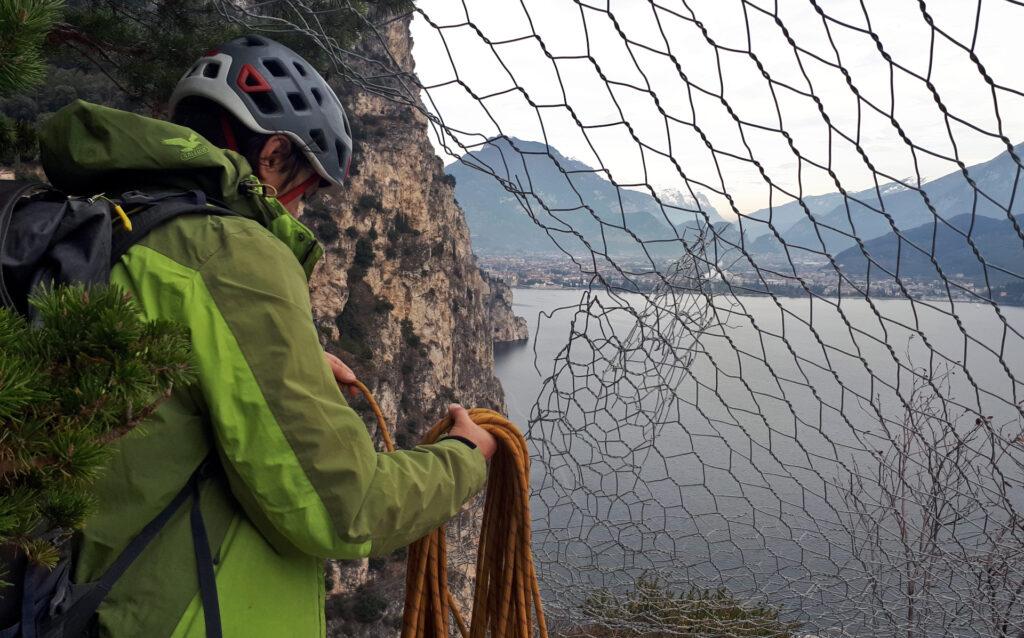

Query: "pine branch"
<box><xmin>0</xmin><ymin>284</ymin><xmax>195</xmax><ymax>569</ymax></box>
<box><xmin>0</xmin><ymin>454</ymin><xmax>57</xmax><ymax>480</ymax></box>
<box><xmin>0</xmin><ymin>0</ymin><xmax>64</xmax><ymax>95</ymax></box>
<box><xmin>96</xmin><ymin>384</ymin><xmax>175</xmax><ymax>445</ymax></box>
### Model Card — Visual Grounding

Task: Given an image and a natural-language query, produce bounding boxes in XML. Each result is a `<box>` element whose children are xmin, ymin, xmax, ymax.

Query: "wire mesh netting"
<box><xmin>219</xmin><ymin>1</ymin><xmax>1024</xmax><ymax>635</ymax></box>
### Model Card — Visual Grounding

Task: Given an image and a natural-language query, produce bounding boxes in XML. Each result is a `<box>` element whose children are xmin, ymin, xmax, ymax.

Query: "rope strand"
<box><xmin>351</xmin><ymin>380</ymin><xmax>548</xmax><ymax>638</ymax></box>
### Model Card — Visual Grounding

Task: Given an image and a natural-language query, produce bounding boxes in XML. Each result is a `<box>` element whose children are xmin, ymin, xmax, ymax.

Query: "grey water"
<box><xmin>495</xmin><ymin>288</ymin><xmax>1024</xmax><ymax>636</ymax></box>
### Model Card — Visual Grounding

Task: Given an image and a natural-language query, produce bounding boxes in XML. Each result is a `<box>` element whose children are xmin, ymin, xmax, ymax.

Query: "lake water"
<box><xmin>495</xmin><ymin>288</ymin><xmax>1024</xmax><ymax>637</ymax></box>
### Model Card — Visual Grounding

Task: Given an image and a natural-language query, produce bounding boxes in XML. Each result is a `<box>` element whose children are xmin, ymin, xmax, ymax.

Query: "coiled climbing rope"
<box><xmin>352</xmin><ymin>380</ymin><xmax>548</xmax><ymax>638</ymax></box>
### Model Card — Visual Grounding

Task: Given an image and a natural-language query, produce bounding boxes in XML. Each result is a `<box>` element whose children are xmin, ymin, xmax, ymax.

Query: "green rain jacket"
<box><xmin>37</xmin><ymin>101</ymin><xmax>488</xmax><ymax>637</ymax></box>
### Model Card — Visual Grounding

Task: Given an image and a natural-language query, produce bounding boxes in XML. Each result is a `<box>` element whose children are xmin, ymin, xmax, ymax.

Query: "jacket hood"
<box><xmin>38</xmin><ymin>100</ymin><xmax>324</xmax><ymax>277</ymax></box>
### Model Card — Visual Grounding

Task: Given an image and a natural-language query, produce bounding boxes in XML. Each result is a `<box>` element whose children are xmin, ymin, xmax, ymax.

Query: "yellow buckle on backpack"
<box><xmin>112</xmin><ymin>203</ymin><xmax>132</xmax><ymax>232</ymax></box>
<box><xmin>89</xmin><ymin>193</ymin><xmax>133</xmax><ymax>232</ymax></box>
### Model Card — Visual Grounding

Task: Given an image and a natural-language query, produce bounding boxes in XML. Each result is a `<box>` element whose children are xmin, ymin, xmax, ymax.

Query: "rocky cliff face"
<box><xmin>0</xmin><ymin>12</ymin><xmax>524</xmax><ymax>634</ymax></box>
<box><xmin>483</xmin><ymin>271</ymin><xmax>528</xmax><ymax>343</ymax></box>
<box><xmin>302</xmin><ymin>14</ymin><xmax>524</xmax><ymax>637</ymax></box>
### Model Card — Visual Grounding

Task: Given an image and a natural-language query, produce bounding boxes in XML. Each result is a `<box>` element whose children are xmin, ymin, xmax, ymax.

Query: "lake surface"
<box><xmin>496</xmin><ymin>288</ymin><xmax>1024</xmax><ymax>637</ymax></box>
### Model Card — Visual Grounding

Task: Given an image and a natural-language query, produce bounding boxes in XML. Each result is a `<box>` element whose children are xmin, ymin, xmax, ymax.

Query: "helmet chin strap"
<box><xmin>219</xmin><ymin>113</ymin><xmax>238</xmax><ymax>152</ymax></box>
<box><xmin>221</xmin><ymin>113</ymin><xmax>317</xmax><ymax>207</ymax></box>
<box><xmin>277</xmin><ymin>173</ymin><xmax>320</xmax><ymax>206</ymax></box>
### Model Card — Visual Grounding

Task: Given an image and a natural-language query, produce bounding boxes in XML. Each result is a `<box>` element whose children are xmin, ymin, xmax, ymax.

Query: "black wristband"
<box><xmin>440</xmin><ymin>435</ymin><xmax>477</xmax><ymax>450</ymax></box>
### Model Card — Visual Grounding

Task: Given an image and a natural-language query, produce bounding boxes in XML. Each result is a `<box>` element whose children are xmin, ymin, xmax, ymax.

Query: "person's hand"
<box><xmin>325</xmin><ymin>351</ymin><xmax>359</xmax><ymax>400</ymax></box>
<box><xmin>446</xmin><ymin>404</ymin><xmax>498</xmax><ymax>461</ymax></box>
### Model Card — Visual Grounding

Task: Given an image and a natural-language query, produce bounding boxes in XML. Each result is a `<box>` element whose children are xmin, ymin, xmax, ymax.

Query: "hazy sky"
<box><xmin>409</xmin><ymin>0</ymin><xmax>1024</xmax><ymax>218</ymax></box>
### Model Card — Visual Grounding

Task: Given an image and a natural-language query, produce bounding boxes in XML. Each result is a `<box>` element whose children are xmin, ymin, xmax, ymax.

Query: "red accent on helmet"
<box><xmin>219</xmin><ymin>112</ymin><xmax>238</xmax><ymax>152</ymax></box>
<box><xmin>237</xmin><ymin>64</ymin><xmax>272</xmax><ymax>93</ymax></box>
<box><xmin>343</xmin><ymin>155</ymin><xmax>351</xmax><ymax>181</ymax></box>
<box><xmin>204</xmin><ymin>48</ymin><xmax>219</xmax><ymax>57</ymax></box>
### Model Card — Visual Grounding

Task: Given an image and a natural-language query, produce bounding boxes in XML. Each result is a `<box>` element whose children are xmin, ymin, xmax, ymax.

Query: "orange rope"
<box><xmin>352</xmin><ymin>380</ymin><xmax>548</xmax><ymax>638</ymax></box>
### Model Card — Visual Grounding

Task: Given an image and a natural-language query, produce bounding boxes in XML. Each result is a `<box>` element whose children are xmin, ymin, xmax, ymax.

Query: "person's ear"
<box><xmin>258</xmin><ymin>134</ymin><xmax>294</xmax><ymax>171</ymax></box>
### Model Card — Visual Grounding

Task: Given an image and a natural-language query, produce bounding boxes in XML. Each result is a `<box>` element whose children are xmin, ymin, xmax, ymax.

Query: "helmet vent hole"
<box><xmin>202</xmin><ymin>62</ymin><xmax>220</xmax><ymax>78</ymax></box>
<box><xmin>293</xmin><ymin>62</ymin><xmax>308</xmax><ymax>77</ymax></box>
<box><xmin>244</xmin><ymin>35</ymin><xmax>266</xmax><ymax>47</ymax></box>
<box><xmin>336</xmin><ymin>140</ymin><xmax>346</xmax><ymax>167</ymax></box>
<box><xmin>310</xmin><ymin>129</ymin><xmax>326</xmax><ymax>152</ymax></box>
<box><xmin>250</xmin><ymin>92</ymin><xmax>280</xmax><ymax>115</ymax></box>
<box><xmin>263</xmin><ymin>59</ymin><xmax>287</xmax><ymax>77</ymax></box>
<box><xmin>188</xmin><ymin>64</ymin><xmax>201</xmax><ymax>76</ymax></box>
<box><xmin>311</xmin><ymin>88</ymin><xmax>323</xmax><ymax>105</ymax></box>
<box><xmin>287</xmin><ymin>92</ymin><xmax>308</xmax><ymax>112</ymax></box>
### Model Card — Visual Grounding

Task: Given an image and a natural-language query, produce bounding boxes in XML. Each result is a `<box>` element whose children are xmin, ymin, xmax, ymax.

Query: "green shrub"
<box><xmin>12</xmin><ymin>118</ymin><xmax>36</xmax><ymax>160</ymax></box>
<box><xmin>346</xmin><ymin>237</ymin><xmax>375</xmax><ymax>281</ymax></box>
<box><xmin>0</xmin><ymin>114</ymin><xmax>37</xmax><ymax>163</ymax></box>
<box><xmin>563</xmin><ymin>578</ymin><xmax>800</xmax><ymax>638</ymax></box>
<box><xmin>334</xmin><ymin>304</ymin><xmax>373</xmax><ymax>362</ymax></box>
<box><xmin>393</xmin><ymin>213</ymin><xmax>420</xmax><ymax>236</ymax></box>
<box><xmin>356</xmin><ymin>193</ymin><xmax>381</xmax><ymax>214</ymax></box>
<box><xmin>350</xmin><ymin>586</ymin><xmax>387</xmax><ymax>624</ymax></box>
<box><xmin>0</xmin><ymin>285</ymin><xmax>194</xmax><ymax>583</ymax></box>
<box><xmin>301</xmin><ymin>206</ymin><xmax>339</xmax><ymax>244</ymax></box>
<box><xmin>400</xmin><ymin>318</ymin><xmax>420</xmax><ymax>349</ymax></box>
<box><xmin>0</xmin><ymin>114</ymin><xmax>14</xmax><ymax>161</ymax></box>
<box><xmin>353</xmin><ymin>237</ymin><xmax>374</xmax><ymax>268</ymax></box>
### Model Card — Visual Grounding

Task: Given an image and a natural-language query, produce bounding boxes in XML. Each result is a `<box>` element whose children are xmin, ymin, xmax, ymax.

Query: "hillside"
<box><xmin>449</xmin><ymin>134</ymin><xmax>1024</xmax><ymax>280</ymax></box>
<box><xmin>740</xmin><ymin>191</ymin><xmax>846</xmax><ymax>240</ymax></box>
<box><xmin>832</xmin><ymin>214</ymin><xmax>1024</xmax><ymax>285</ymax></box>
<box><xmin>446</xmin><ymin>137</ymin><xmax>723</xmax><ymax>259</ymax></box>
<box><xmin>750</xmin><ymin>146</ymin><xmax>1024</xmax><ymax>256</ymax></box>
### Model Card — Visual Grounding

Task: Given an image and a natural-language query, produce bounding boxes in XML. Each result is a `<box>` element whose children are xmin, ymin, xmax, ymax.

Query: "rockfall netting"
<box><xmin>216</xmin><ymin>1</ymin><xmax>1024</xmax><ymax>635</ymax></box>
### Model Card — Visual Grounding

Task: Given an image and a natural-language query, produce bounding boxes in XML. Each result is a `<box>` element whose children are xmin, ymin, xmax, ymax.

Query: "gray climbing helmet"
<box><xmin>169</xmin><ymin>34</ymin><xmax>352</xmax><ymax>187</ymax></box>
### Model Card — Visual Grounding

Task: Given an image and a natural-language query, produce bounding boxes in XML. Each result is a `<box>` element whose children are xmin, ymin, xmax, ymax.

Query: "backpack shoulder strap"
<box><xmin>0</xmin><ymin>179</ymin><xmax>46</xmax><ymax>202</ymax></box>
<box><xmin>0</xmin><ymin>181</ymin><xmax>63</xmax><ymax>310</ymax></box>
<box><xmin>110</xmin><ymin>190</ymin><xmax>238</xmax><ymax>265</ymax></box>
<box><xmin>12</xmin><ymin>455</ymin><xmax>222</xmax><ymax>638</ymax></box>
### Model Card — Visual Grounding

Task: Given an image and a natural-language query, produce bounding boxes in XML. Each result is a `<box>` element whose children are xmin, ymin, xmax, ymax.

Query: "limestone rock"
<box><xmin>304</xmin><ymin>13</ymin><xmax>520</xmax><ymax>637</ymax></box>
<box><xmin>483</xmin><ymin>270</ymin><xmax>528</xmax><ymax>344</ymax></box>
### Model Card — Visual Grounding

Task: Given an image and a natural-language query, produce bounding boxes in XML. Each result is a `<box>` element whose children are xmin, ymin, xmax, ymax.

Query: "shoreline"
<box><xmin>506</xmin><ymin>284</ymin><xmax>1024</xmax><ymax>308</ymax></box>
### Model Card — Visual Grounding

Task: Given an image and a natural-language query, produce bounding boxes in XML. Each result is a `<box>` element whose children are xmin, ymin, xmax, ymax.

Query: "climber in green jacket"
<box><xmin>36</xmin><ymin>35</ymin><xmax>496</xmax><ymax>637</ymax></box>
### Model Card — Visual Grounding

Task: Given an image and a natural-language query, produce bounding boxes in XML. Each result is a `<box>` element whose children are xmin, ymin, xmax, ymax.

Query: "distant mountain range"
<box><xmin>446</xmin><ymin>137</ymin><xmax>723</xmax><ymax>259</ymax></box>
<box><xmin>740</xmin><ymin>192</ymin><xmax>847</xmax><ymax>241</ymax></box>
<box><xmin>748</xmin><ymin>145</ymin><xmax>1024</xmax><ymax>257</ymax></box>
<box><xmin>449</xmin><ymin>137</ymin><xmax>1024</xmax><ymax>286</ymax></box>
<box><xmin>833</xmin><ymin>214</ymin><xmax>1024</xmax><ymax>285</ymax></box>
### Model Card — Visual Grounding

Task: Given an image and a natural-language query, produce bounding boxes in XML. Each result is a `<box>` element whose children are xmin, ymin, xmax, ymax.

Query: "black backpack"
<box><xmin>0</xmin><ymin>180</ymin><xmax>229</xmax><ymax>638</ymax></box>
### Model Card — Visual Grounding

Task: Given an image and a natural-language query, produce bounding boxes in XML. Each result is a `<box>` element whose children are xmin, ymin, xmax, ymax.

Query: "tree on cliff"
<box><xmin>0</xmin><ymin>286</ymin><xmax>194</xmax><ymax>586</ymax></box>
<box><xmin>0</xmin><ymin>0</ymin><xmax>62</xmax><ymax>163</ymax></box>
<box><xmin>43</xmin><ymin>0</ymin><xmax>412</xmax><ymax>113</ymax></box>
<box><xmin>1</xmin><ymin>3</ymin><xmax>194</xmax><ymax>582</ymax></box>
<box><xmin>0</xmin><ymin>0</ymin><xmax>413</xmax><ymax>153</ymax></box>
<box><xmin>0</xmin><ymin>0</ymin><xmax>63</xmax><ymax>95</ymax></box>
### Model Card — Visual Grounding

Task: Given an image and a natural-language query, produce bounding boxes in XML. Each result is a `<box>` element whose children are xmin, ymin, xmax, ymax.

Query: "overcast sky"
<box><xmin>408</xmin><ymin>0</ymin><xmax>1024</xmax><ymax>218</ymax></box>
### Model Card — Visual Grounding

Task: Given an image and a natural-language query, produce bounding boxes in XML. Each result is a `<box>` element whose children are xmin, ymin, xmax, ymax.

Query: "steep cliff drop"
<box><xmin>302</xmin><ymin>14</ymin><xmax>528</xmax><ymax>637</ymax></box>
<box><xmin>484</xmin><ymin>271</ymin><xmax>529</xmax><ymax>344</ymax></box>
